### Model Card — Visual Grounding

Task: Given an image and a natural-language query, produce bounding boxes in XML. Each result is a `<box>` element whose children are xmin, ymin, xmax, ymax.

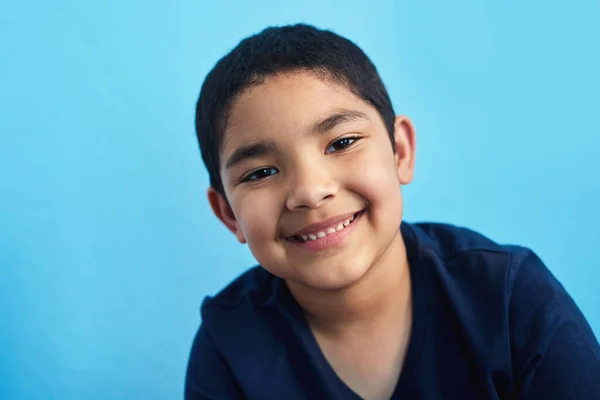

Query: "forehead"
<box><xmin>221</xmin><ymin>72</ymin><xmax>375</xmax><ymax>152</ymax></box>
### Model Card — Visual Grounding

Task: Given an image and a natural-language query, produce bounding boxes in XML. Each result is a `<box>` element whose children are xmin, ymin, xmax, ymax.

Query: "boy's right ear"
<box><xmin>207</xmin><ymin>187</ymin><xmax>247</xmax><ymax>243</ymax></box>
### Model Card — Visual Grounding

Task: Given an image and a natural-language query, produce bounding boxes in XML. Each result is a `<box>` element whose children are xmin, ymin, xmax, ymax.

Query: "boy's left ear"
<box><xmin>393</xmin><ymin>116</ymin><xmax>416</xmax><ymax>185</ymax></box>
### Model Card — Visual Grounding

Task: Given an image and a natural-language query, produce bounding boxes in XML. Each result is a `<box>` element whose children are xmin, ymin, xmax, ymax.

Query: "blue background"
<box><xmin>1</xmin><ymin>1</ymin><xmax>598</xmax><ymax>398</ymax></box>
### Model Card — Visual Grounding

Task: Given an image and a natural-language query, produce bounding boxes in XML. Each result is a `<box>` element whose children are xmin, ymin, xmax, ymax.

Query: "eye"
<box><xmin>326</xmin><ymin>136</ymin><xmax>360</xmax><ymax>153</ymax></box>
<box><xmin>241</xmin><ymin>167</ymin><xmax>278</xmax><ymax>182</ymax></box>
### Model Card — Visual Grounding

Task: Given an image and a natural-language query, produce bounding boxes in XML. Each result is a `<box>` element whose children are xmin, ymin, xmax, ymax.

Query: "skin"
<box><xmin>208</xmin><ymin>71</ymin><xmax>416</xmax><ymax>400</ymax></box>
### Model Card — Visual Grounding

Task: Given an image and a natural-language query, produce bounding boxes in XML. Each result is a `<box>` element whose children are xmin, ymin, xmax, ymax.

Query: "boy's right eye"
<box><xmin>241</xmin><ymin>167</ymin><xmax>278</xmax><ymax>182</ymax></box>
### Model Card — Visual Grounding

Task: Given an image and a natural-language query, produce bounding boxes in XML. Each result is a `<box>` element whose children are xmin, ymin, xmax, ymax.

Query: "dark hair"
<box><xmin>195</xmin><ymin>23</ymin><xmax>396</xmax><ymax>198</ymax></box>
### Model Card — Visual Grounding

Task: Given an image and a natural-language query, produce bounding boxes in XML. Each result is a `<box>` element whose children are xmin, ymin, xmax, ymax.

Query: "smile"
<box><xmin>287</xmin><ymin>210</ymin><xmax>364</xmax><ymax>251</ymax></box>
<box><xmin>295</xmin><ymin>213</ymin><xmax>357</xmax><ymax>242</ymax></box>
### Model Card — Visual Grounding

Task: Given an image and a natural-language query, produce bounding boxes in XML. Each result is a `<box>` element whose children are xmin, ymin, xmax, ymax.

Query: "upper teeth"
<box><xmin>298</xmin><ymin>214</ymin><xmax>355</xmax><ymax>242</ymax></box>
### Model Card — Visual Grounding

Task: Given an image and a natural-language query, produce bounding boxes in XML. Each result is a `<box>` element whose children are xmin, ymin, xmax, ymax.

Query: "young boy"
<box><xmin>185</xmin><ymin>24</ymin><xmax>600</xmax><ymax>399</ymax></box>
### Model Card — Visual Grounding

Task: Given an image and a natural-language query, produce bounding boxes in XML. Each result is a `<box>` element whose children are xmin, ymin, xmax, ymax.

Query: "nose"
<box><xmin>285</xmin><ymin>163</ymin><xmax>338</xmax><ymax>211</ymax></box>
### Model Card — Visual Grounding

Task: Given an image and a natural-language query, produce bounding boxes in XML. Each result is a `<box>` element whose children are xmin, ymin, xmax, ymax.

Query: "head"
<box><xmin>196</xmin><ymin>24</ymin><xmax>416</xmax><ymax>291</ymax></box>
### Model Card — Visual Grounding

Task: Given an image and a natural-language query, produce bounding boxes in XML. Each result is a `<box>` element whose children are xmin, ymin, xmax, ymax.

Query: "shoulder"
<box><xmin>403</xmin><ymin>221</ymin><xmax>535</xmax><ymax>277</ymax></box>
<box><xmin>199</xmin><ymin>265</ymin><xmax>283</xmax><ymax>346</ymax></box>
<box><xmin>404</xmin><ymin>221</ymin><xmax>597</xmax><ymax>356</ymax></box>
<box><xmin>195</xmin><ymin>266</ymin><xmax>296</xmax><ymax>383</ymax></box>
<box><xmin>405</xmin><ymin>221</ymin><xmax>558</xmax><ymax>295</ymax></box>
<box><xmin>402</xmin><ymin>221</ymin><xmax>549</xmax><ymax>320</ymax></box>
<box><xmin>401</xmin><ymin>223</ymin><xmax>600</xmax><ymax>396</ymax></box>
<box><xmin>201</xmin><ymin>265</ymin><xmax>276</xmax><ymax>311</ymax></box>
<box><xmin>404</xmin><ymin>220</ymin><xmax>522</xmax><ymax>256</ymax></box>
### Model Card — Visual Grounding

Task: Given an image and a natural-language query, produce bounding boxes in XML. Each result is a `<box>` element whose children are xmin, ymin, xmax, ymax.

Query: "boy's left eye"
<box><xmin>325</xmin><ymin>137</ymin><xmax>360</xmax><ymax>153</ymax></box>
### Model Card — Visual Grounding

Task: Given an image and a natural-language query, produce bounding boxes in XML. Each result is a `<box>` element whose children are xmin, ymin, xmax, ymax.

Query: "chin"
<box><xmin>298</xmin><ymin>259</ymin><xmax>372</xmax><ymax>291</ymax></box>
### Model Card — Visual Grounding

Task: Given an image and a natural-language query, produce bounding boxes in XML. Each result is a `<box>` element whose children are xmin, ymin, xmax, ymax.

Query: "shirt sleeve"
<box><xmin>508</xmin><ymin>249</ymin><xmax>600</xmax><ymax>399</ymax></box>
<box><xmin>184</xmin><ymin>324</ymin><xmax>244</xmax><ymax>400</ymax></box>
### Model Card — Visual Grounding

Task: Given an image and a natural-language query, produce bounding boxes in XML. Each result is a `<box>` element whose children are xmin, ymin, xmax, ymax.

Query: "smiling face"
<box><xmin>208</xmin><ymin>71</ymin><xmax>415</xmax><ymax>291</ymax></box>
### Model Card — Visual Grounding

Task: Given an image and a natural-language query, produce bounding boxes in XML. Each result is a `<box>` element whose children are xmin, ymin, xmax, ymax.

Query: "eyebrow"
<box><xmin>309</xmin><ymin>109</ymin><xmax>370</xmax><ymax>135</ymax></box>
<box><xmin>224</xmin><ymin>141</ymin><xmax>278</xmax><ymax>170</ymax></box>
<box><xmin>223</xmin><ymin>109</ymin><xmax>370</xmax><ymax>170</ymax></box>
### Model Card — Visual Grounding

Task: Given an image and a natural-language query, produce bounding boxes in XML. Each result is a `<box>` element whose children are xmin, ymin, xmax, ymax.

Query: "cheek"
<box><xmin>232</xmin><ymin>190</ymin><xmax>281</xmax><ymax>241</ymax></box>
<box><xmin>345</xmin><ymin>145</ymin><xmax>401</xmax><ymax>201</ymax></box>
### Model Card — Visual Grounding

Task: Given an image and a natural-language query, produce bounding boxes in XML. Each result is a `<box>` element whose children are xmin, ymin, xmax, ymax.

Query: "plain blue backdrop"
<box><xmin>1</xmin><ymin>0</ymin><xmax>598</xmax><ymax>399</ymax></box>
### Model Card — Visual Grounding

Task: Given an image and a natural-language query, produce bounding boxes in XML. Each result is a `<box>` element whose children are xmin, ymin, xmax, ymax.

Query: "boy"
<box><xmin>185</xmin><ymin>24</ymin><xmax>600</xmax><ymax>399</ymax></box>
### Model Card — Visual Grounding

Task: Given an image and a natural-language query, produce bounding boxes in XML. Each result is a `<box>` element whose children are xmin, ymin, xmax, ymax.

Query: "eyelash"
<box><xmin>325</xmin><ymin>135</ymin><xmax>361</xmax><ymax>153</ymax></box>
<box><xmin>240</xmin><ymin>167</ymin><xmax>278</xmax><ymax>183</ymax></box>
<box><xmin>240</xmin><ymin>136</ymin><xmax>362</xmax><ymax>183</ymax></box>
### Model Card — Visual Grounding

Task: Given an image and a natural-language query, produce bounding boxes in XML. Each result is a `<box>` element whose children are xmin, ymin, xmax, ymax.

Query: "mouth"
<box><xmin>287</xmin><ymin>210</ymin><xmax>365</xmax><ymax>243</ymax></box>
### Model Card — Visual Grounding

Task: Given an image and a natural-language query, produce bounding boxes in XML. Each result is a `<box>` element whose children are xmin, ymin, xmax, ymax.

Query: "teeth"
<box><xmin>297</xmin><ymin>213</ymin><xmax>358</xmax><ymax>242</ymax></box>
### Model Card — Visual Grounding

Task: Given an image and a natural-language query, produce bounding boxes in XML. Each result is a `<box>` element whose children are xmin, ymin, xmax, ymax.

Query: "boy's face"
<box><xmin>209</xmin><ymin>71</ymin><xmax>415</xmax><ymax>291</ymax></box>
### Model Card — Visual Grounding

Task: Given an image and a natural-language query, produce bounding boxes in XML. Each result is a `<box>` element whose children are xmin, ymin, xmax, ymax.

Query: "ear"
<box><xmin>207</xmin><ymin>187</ymin><xmax>247</xmax><ymax>243</ymax></box>
<box><xmin>393</xmin><ymin>116</ymin><xmax>416</xmax><ymax>185</ymax></box>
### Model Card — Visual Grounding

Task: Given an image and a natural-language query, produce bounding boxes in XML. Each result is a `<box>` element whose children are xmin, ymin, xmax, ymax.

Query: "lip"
<box><xmin>287</xmin><ymin>211</ymin><xmax>359</xmax><ymax>237</ymax></box>
<box><xmin>286</xmin><ymin>210</ymin><xmax>364</xmax><ymax>252</ymax></box>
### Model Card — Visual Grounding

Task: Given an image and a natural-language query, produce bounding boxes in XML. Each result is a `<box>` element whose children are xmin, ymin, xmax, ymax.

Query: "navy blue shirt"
<box><xmin>185</xmin><ymin>222</ymin><xmax>600</xmax><ymax>399</ymax></box>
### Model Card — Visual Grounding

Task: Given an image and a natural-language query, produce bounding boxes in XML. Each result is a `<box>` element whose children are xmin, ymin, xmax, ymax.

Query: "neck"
<box><xmin>287</xmin><ymin>231</ymin><xmax>411</xmax><ymax>334</ymax></box>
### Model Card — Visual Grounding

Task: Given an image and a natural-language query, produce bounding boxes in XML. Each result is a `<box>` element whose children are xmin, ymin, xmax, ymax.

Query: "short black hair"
<box><xmin>195</xmin><ymin>23</ymin><xmax>396</xmax><ymax>198</ymax></box>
